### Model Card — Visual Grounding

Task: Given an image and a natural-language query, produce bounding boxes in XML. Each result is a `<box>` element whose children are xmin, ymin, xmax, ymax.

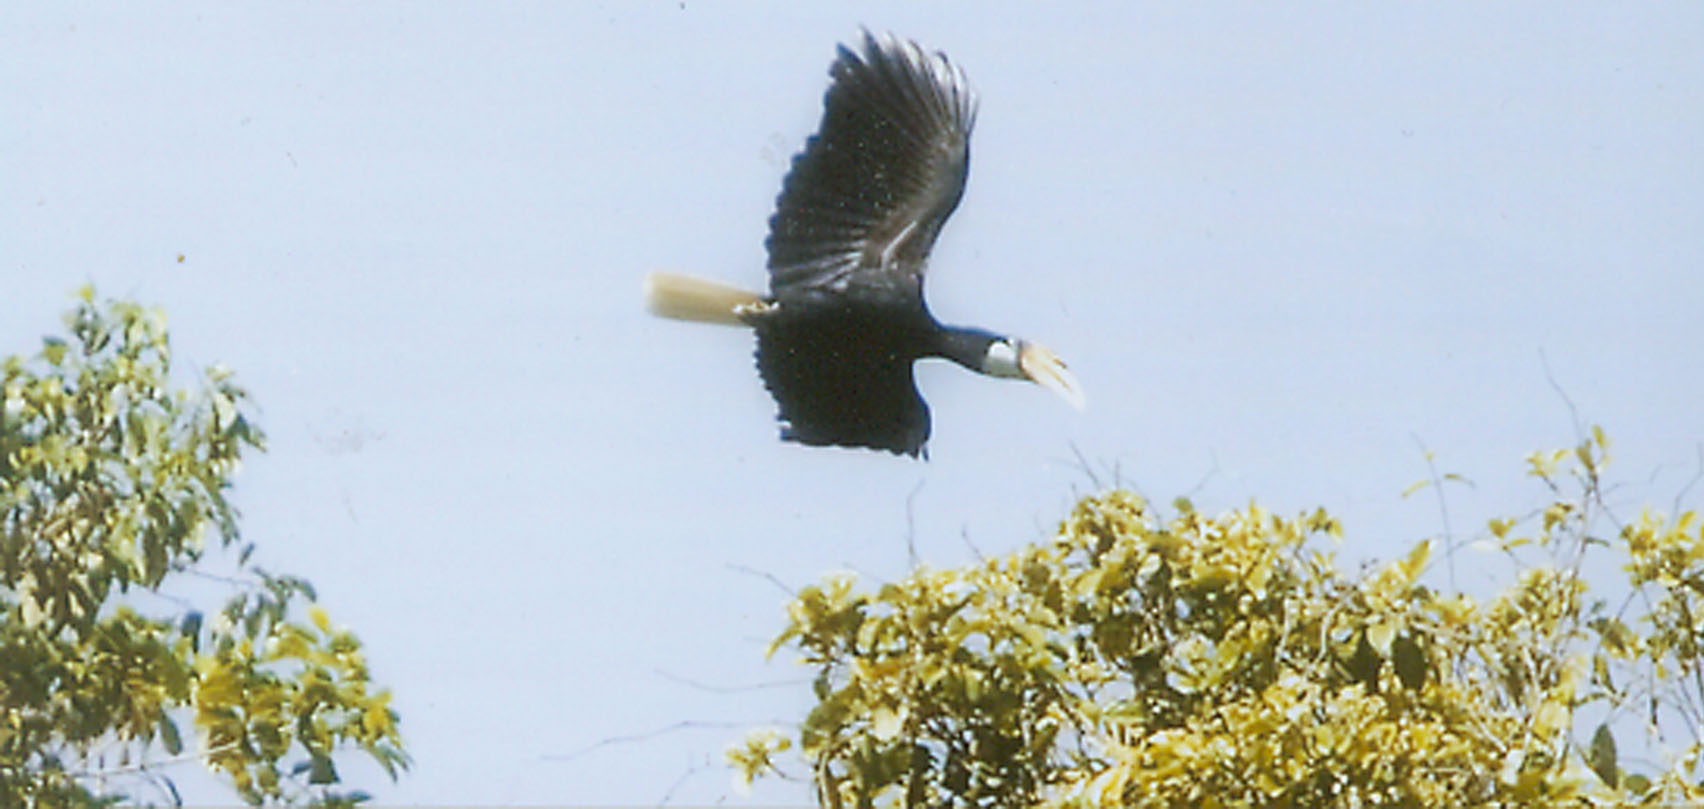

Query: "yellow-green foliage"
<box><xmin>739</xmin><ymin>429</ymin><xmax>1704</xmax><ymax>807</ymax></box>
<box><xmin>1</xmin><ymin>289</ymin><xmax>406</xmax><ymax>807</ymax></box>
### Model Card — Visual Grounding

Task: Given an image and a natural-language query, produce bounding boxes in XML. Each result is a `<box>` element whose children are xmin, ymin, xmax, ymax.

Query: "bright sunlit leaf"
<box><xmin>1366</xmin><ymin>620</ymin><xmax>1397</xmax><ymax>657</ymax></box>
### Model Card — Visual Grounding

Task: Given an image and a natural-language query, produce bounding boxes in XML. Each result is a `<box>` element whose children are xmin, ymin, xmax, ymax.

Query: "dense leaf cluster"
<box><xmin>1</xmin><ymin>290</ymin><xmax>405</xmax><ymax>807</ymax></box>
<box><xmin>738</xmin><ymin>430</ymin><xmax>1704</xmax><ymax>807</ymax></box>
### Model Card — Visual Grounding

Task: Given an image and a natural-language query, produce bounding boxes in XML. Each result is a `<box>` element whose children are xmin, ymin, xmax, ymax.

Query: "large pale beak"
<box><xmin>1018</xmin><ymin>343</ymin><xmax>1086</xmax><ymax>410</ymax></box>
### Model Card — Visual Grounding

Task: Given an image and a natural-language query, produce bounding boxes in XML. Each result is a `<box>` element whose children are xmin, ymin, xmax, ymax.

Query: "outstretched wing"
<box><xmin>766</xmin><ymin>30</ymin><xmax>977</xmax><ymax>308</ymax></box>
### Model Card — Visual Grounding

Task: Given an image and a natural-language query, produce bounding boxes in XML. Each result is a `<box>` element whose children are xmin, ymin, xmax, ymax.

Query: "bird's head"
<box><xmin>982</xmin><ymin>338</ymin><xmax>1086</xmax><ymax>410</ymax></box>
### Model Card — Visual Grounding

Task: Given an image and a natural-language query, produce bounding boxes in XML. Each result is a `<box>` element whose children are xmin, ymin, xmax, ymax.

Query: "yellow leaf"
<box><xmin>1533</xmin><ymin>699</ymin><xmax>1570</xmax><ymax>737</ymax></box>
<box><xmin>1498</xmin><ymin>748</ymin><xmax>1525</xmax><ymax>785</ymax></box>
<box><xmin>310</xmin><ymin>605</ymin><xmax>331</xmax><ymax>633</ymax></box>
<box><xmin>871</xmin><ymin>704</ymin><xmax>905</xmax><ymax>741</ymax></box>
<box><xmin>1398</xmin><ymin>539</ymin><xmax>1432</xmax><ymax>583</ymax></box>
<box><xmin>1366</xmin><ymin>621</ymin><xmax>1397</xmax><ymax>657</ymax></box>
<box><xmin>1500</xmin><ymin>536</ymin><xmax>1533</xmax><ymax>552</ymax></box>
<box><xmin>1430</xmin><ymin>593</ymin><xmax>1475</xmax><ymax>625</ymax></box>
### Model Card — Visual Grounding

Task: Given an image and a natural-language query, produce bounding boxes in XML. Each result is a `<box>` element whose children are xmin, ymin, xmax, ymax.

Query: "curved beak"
<box><xmin>1018</xmin><ymin>343</ymin><xmax>1086</xmax><ymax>411</ymax></box>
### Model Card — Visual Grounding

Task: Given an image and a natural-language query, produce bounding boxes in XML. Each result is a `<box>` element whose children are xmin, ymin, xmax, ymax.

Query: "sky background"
<box><xmin>5</xmin><ymin>2</ymin><xmax>1702</xmax><ymax>805</ymax></box>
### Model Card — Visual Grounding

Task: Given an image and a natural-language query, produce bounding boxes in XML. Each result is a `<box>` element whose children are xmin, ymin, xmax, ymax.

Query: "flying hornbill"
<box><xmin>645</xmin><ymin>30</ymin><xmax>1083</xmax><ymax>457</ymax></box>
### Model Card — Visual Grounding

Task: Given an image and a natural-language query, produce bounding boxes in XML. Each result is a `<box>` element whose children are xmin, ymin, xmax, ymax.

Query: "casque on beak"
<box><xmin>1018</xmin><ymin>342</ymin><xmax>1086</xmax><ymax>410</ymax></box>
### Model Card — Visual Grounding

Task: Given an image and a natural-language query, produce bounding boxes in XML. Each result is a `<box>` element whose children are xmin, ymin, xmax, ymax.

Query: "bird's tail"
<box><xmin>643</xmin><ymin>272</ymin><xmax>766</xmax><ymax>326</ymax></box>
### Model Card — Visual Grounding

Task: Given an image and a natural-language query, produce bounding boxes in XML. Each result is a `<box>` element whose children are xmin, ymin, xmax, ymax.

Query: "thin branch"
<box><xmin>544</xmin><ymin>719</ymin><xmax>759</xmax><ymax>764</ymax></box>
<box><xmin>1672</xmin><ymin>443</ymin><xmax>1704</xmax><ymax>518</ymax></box>
<box><xmin>905</xmin><ymin>479</ymin><xmax>925</xmax><ymax>569</ymax></box>
<box><xmin>1673</xmin><ymin>595</ymin><xmax>1704</xmax><ymax>739</ymax></box>
<box><xmin>1538</xmin><ymin>349</ymin><xmax>1585</xmax><ymax>444</ymax></box>
<box><xmin>1410</xmin><ymin>434</ymin><xmax>1465</xmax><ymax>591</ymax></box>
<box><xmin>656</xmin><ymin>753</ymin><xmax>714</xmax><ymax>807</ymax></box>
<box><xmin>653</xmin><ymin>668</ymin><xmax>809</xmax><ymax>694</ymax></box>
<box><xmin>960</xmin><ymin>525</ymin><xmax>987</xmax><ymax>564</ymax></box>
<box><xmin>1067</xmin><ymin>441</ymin><xmax>1103</xmax><ymax>491</ymax></box>
<box><xmin>840</xmin><ymin>562</ymin><xmax>892</xmax><ymax>591</ymax></box>
<box><xmin>1184</xmin><ymin>451</ymin><xmax>1222</xmax><ymax>502</ymax></box>
<box><xmin>726</xmin><ymin>563</ymin><xmax>796</xmax><ymax>598</ymax></box>
<box><xmin>127</xmin><ymin>585</ymin><xmax>198</xmax><ymax>615</ymax></box>
<box><xmin>69</xmin><ymin>739</ymin><xmax>243</xmax><ymax>780</ymax></box>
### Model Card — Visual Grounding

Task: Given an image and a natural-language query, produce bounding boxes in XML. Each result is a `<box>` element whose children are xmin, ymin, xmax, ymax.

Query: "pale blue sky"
<box><xmin>5</xmin><ymin>3</ymin><xmax>1702</xmax><ymax>805</ymax></box>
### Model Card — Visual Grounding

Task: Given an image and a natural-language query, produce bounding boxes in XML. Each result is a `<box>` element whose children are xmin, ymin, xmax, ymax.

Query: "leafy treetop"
<box><xmin>1</xmin><ymin>288</ymin><xmax>406</xmax><ymax>807</ymax></box>
<box><xmin>735</xmin><ymin>427</ymin><xmax>1704</xmax><ymax>807</ymax></box>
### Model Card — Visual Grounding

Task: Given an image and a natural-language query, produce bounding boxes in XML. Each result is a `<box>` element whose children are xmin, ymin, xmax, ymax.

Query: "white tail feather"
<box><xmin>644</xmin><ymin>272</ymin><xmax>765</xmax><ymax>326</ymax></box>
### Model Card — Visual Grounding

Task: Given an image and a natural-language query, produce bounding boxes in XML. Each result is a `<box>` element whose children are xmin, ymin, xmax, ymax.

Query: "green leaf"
<box><xmin>1588</xmin><ymin>722</ymin><xmax>1617</xmax><ymax>788</ymax></box>
<box><xmin>1398</xmin><ymin>539</ymin><xmax>1432</xmax><ymax>583</ymax></box>
<box><xmin>41</xmin><ymin>337</ymin><xmax>68</xmax><ymax>366</ymax></box>
<box><xmin>1393</xmin><ymin>634</ymin><xmax>1426</xmax><ymax>690</ymax></box>
<box><xmin>159</xmin><ymin>714</ymin><xmax>183</xmax><ymax>756</ymax></box>
<box><xmin>1347</xmin><ymin>631</ymin><xmax>1382</xmax><ymax>692</ymax></box>
<box><xmin>309</xmin><ymin>753</ymin><xmax>339</xmax><ymax>785</ymax></box>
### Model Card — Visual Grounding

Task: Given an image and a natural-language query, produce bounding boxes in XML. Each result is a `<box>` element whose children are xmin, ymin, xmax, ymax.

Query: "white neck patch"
<box><xmin>981</xmin><ymin>339</ymin><xmax>1025</xmax><ymax>379</ymax></box>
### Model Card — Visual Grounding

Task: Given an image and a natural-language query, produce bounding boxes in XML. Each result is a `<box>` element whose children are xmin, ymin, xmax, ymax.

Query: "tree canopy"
<box><xmin>1</xmin><ymin>289</ymin><xmax>406</xmax><ymax>807</ymax></box>
<box><xmin>735</xmin><ymin>428</ymin><xmax>1704</xmax><ymax>807</ymax></box>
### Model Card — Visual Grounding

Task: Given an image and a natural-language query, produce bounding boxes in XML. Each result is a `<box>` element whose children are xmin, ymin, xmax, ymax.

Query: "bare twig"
<box><xmin>960</xmin><ymin>525</ymin><xmax>987</xmax><ymax>564</ymax></box>
<box><xmin>1538</xmin><ymin>349</ymin><xmax>1584</xmax><ymax>444</ymax></box>
<box><xmin>654</xmin><ymin>668</ymin><xmax>809</xmax><ymax>694</ymax></box>
<box><xmin>727</xmin><ymin>563</ymin><xmax>796</xmax><ymax>598</ymax></box>
<box><xmin>656</xmin><ymin>753</ymin><xmax>712</xmax><ymax>807</ymax></box>
<box><xmin>1672</xmin><ymin>443</ymin><xmax>1704</xmax><ymax>518</ymax></box>
<box><xmin>905</xmin><ymin>479</ymin><xmax>925</xmax><ymax>569</ymax></box>
<box><xmin>1184</xmin><ymin>451</ymin><xmax>1222</xmax><ymax>502</ymax></box>
<box><xmin>545</xmin><ymin>719</ymin><xmax>760</xmax><ymax>764</ymax></box>
<box><xmin>1067</xmin><ymin>441</ymin><xmax>1103</xmax><ymax>491</ymax></box>
<box><xmin>70</xmin><ymin>739</ymin><xmax>242</xmax><ymax>779</ymax></box>
<box><xmin>1410</xmin><ymin>434</ymin><xmax>1466</xmax><ymax>591</ymax></box>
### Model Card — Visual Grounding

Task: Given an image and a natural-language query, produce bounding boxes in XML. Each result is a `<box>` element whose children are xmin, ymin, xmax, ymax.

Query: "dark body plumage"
<box><xmin>753</xmin><ymin>31</ymin><xmax>982</xmax><ymax>457</ymax></box>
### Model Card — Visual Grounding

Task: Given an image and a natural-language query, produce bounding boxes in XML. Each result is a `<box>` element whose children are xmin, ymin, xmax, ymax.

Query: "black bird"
<box><xmin>646</xmin><ymin>31</ymin><xmax>1083</xmax><ymax>457</ymax></box>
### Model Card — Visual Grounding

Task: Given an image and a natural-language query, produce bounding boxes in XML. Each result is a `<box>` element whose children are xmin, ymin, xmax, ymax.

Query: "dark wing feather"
<box><xmin>765</xmin><ymin>30</ymin><xmax>977</xmax><ymax>308</ymax></box>
<box><xmin>755</xmin><ymin>308</ymin><xmax>932</xmax><ymax>457</ymax></box>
